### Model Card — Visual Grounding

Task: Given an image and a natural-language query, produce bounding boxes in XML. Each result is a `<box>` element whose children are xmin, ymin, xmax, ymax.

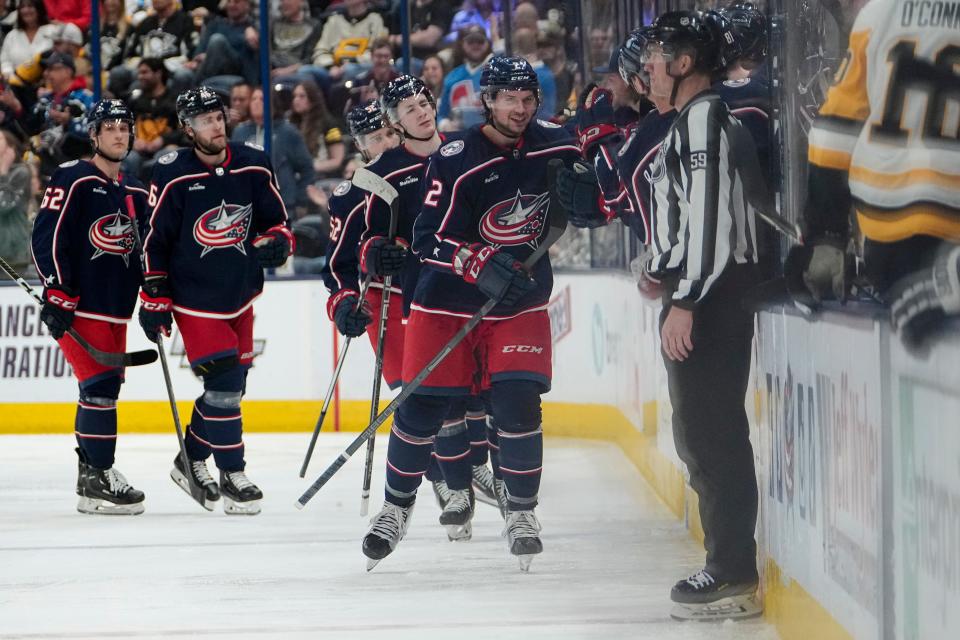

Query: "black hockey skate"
<box><xmin>219</xmin><ymin>470</ymin><xmax>262</xmax><ymax>515</ymax></box>
<box><xmin>431</xmin><ymin>479</ymin><xmax>452</xmax><ymax>509</ymax></box>
<box><xmin>669</xmin><ymin>570</ymin><xmax>761</xmax><ymax>621</ymax></box>
<box><xmin>439</xmin><ymin>486</ymin><xmax>475</xmax><ymax>541</ymax></box>
<box><xmin>170</xmin><ymin>454</ymin><xmax>220</xmax><ymax>511</ymax></box>
<box><xmin>76</xmin><ymin>452</ymin><xmax>145</xmax><ymax>516</ymax></box>
<box><xmin>362</xmin><ymin>501</ymin><xmax>414</xmax><ymax>571</ymax></box>
<box><xmin>471</xmin><ymin>464</ymin><xmax>498</xmax><ymax>508</ymax></box>
<box><xmin>503</xmin><ymin>509</ymin><xmax>542</xmax><ymax>571</ymax></box>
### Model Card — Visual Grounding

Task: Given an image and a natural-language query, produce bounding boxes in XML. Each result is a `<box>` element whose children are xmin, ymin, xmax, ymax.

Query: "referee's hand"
<box><xmin>661</xmin><ymin>306</ymin><xmax>694</xmax><ymax>362</ymax></box>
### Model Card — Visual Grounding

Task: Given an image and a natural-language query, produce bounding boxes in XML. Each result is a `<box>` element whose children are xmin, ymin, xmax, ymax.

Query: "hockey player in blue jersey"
<box><xmin>361</xmin><ymin>56</ymin><xmax>579</xmax><ymax>571</ymax></box>
<box><xmin>31</xmin><ymin>99</ymin><xmax>150</xmax><ymax>515</ymax></box>
<box><xmin>139</xmin><ymin>87</ymin><xmax>294</xmax><ymax>515</ymax></box>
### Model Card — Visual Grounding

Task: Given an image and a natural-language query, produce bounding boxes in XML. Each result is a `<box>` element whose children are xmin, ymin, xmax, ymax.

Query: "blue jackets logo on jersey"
<box><xmin>88</xmin><ymin>211</ymin><xmax>135</xmax><ymax>266</ymax></box>
<box><xmin>479</xmin><ymin>190</ymin><xmax>549</xmax><ymax>248</ymax></box>
<box><xmin>193</xmin><ymin>201</ymin><xmax>253</xmax><ymax>257</ymax></box>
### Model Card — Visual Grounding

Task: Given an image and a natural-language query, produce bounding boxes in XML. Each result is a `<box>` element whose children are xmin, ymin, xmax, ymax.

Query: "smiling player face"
<box><xmin>487</xmin><ymin>89</ymin><xmax>538</xmax><ymax>137</ymax></box>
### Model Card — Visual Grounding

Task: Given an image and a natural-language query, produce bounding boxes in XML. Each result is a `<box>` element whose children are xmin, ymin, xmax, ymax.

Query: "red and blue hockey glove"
<box><xmin>253</xmin><ymin>225</ymin><xmax>296</xmax><ymax>269</ymax></box>
<box><xmin>40</xmin><ymin>284</ymin><xmax>79</xmax><ymax>340</ymax></box>
<box><xmin>138</xmin><ymin>275</ymin><xmax>173</xmax><ymax>342</ymax></box>
<box><xmin>890</xmin><ymin>244</ymin><xmax>960</xmax><ymax>354</ymax></box>
<box><xmin>556</xmin><ymin>161</ymin><xmax>611</xmax><ymax>229</ymax></box>
<box><xmin>576</xmin><ymin>84</ymin><xmax>621</xmax><ymax>156</ymax></box>
<box><xmin>460</xmin><ymin>244</ymin><xmax>536</xmax><ymax>306</ymax></box>
<box><xmin>360</xmin><ymin>236</ymin><xmax>409</xmax><ymax>277</ymax></box>
<box><xmin>327</xmin><ymin>289</ymin><xmax>372</xmax><ymax>338</ymax></box>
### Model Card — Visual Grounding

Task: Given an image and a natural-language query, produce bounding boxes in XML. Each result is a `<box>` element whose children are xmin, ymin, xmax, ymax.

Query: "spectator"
<box><xmin>25</xmin><ymin>52</ymin><xmax>93</xmax><ymax>176</ymax></box>
<box><xmin>310</xmin><ymin>0</ymin><xmax>387</xmax><ymax>84</ymax></box>
<box><xmin>43</xmin><ymin>0</ymin><xmax>90</xmax><ymax>30</ymax></box>
<box><xmin>389</xmin><ymin>0</ymin><xmax>455</xmax><ymax>63</ymax></box>
<box><xmin>116</xmin><ymin>0</ymin><xmax>197</xmax><ymax>96</ymax></box>
<box><xmin>266</xmin><ymin>0</ymin><xmax>322</xmax><ymax>79</ymax></box>
<box><xmin>512</xmin><ymin>2</ymin><xmax>539</xmax><ymax>31</ymax></box>
<box><xmin>123</xmin><ymin>58</ymin><xmax>181</xmax><ymax>179</ymax></box>
<box><xmin>588</xmin><ymin>26</ymin><xmax>613</xmax><ymax>79</ymax></box>
<box><xmin>511</xmin><ymin>27</ymin><xmax>556</xmax><ymax>118</ymax></box>
<box><xmin>437</xmin><ymin>24</ymin><xmax>491</xmax><ymax>131</ymax></box>
<box><xmin>0</xmin><ymin>131</ymin><xmax>33</xmax><ymax>273</ymax></box>
<box><xmin>7</xmin><ymin>21</ymin><xmax>85</xmax><ymax>116</ymax></box>
<box><xmin>345</xmin><ymin>37</ymin><xmax>399</xmax><ymax>109</ymax></box>
<box><xmin>228</xmin><ymin>80</ymin><xmax>253</xmax><ymax>130</ymax></box>
<box><xmin>289</xmin><ymin>80</ymin><xmax>345</xmax><ymax>178</ymax></box>
<box><xmin>446</xmin><ymin>0</ymin><xmax>501</xmax><ymax>45</ymax></box>
<box><xmin>1</xmin><ymin>0</ymin><xmax>57</xmax><ymax>78</ymax></box>
<box><xmin>187</xmin><ymin>0</ymin><xmax>257</xmax><ymax>84</ymax></box>
<box><xmin>537</xmin><ymin>24</ymin><xmax>575</xmax><ymax>113</ymax></box>
<box><xmin>99</xmin><ymin>0</ymin><xmax>132</xmax><ymax>70</ymax></box>
<box><xmin>232</xmin><ymin>86</ymin><xmax>316</xmax><ymax>216</ymax></box>
<box><xmin>420</xmin><ymin>54</ymin><xmax>445</xmax><ymax>107</ymax></box>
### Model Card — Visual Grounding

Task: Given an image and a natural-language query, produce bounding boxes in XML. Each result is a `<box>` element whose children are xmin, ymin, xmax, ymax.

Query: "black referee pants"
<box><xmin>660</xmin><ymin>265</ymin><xmax>759</xmax><ymax>582</ymax></box>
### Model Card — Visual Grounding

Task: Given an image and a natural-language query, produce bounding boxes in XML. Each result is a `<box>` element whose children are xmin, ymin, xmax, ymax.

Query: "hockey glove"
<box><xmin>890</xmin><ymin>244</ymin><xmax>960</xmax><ymax>353</ymax></box>
<box><xmin>557</xmin><ymin>161</ymin><xmax>609</xmax><ymax>229</ymax></box>
<box><xmin>630</xmin><ymin>247</ymin><xmax>664</xmax><ymax>301</ymax></box>
<box><xmin>461</xmin><ymin>245</ymin><xmax>536</xmax><ymax>306</ymax></box>
<box><xmin>253</xmin><ymin>225</ymin><xmax>296</xmax><ymax>269</ymax></box>
<box><xmin>360</xmin><ymin>236</ymin><xmax>409</xmax><ymax>277</ymax></box>
<box><xmin>139</xmin><ymin>275</ymin><xmax>173</xmax><ymax>342</ymax></box>
<box><xmin>783</xmin><ymin>237</ymin><xmax>850</xmax><ymax>314</ymax></box>
<box><xmin>576</xmin><ymin>83</ymin><xmax>620</xmax><ymax>156</ymax></box>
<box><xmin>327</xmin><ymin>289</ymin><xmax>371</xmax><ymax>338</ymax></box>
<box><xmin>40</xmin><ymin>285</ymin><xmax>79</xmax><ymax>340</ymax></box>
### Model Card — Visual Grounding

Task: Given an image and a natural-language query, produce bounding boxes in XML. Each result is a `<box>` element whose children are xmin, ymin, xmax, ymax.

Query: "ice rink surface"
<box><xmin>0</xmin><ymin>434</ymin><xmax>778</xmax><ymax>640</ymax></box>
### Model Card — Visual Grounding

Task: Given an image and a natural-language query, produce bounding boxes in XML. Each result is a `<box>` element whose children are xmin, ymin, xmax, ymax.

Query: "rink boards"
<box><xmin>2</xmin><ymin>274</ymin><xmax>959</xmax><ymax>640</ymax></box>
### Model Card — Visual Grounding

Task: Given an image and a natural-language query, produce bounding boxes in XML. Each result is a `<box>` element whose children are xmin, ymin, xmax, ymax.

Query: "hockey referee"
<box><xmin>639</xmin><ymin>11</ymin><xmax>763</xmax><ymax>620</ymax></box>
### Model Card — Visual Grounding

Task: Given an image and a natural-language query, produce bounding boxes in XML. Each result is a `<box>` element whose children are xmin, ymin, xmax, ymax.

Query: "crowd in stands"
<box><xmin>0</xmin><ymin>0</ymin><xmax>616</xmax><ymax>275</ymax></box>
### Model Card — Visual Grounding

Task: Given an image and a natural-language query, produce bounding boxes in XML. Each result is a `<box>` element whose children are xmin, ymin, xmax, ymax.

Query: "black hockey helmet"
<box><xmin>86</xmin><ymin>98</ymin><xmax>135</xmax><ymax>158</ymax></box>
<box><xmin>380</xmin><ymin>75</ymin><xmax>436</xmax><ymax>123</ymax></box>
<box><xmin>480</xmin><ymin>55</ymin><xmax>540</xmax><ymax>96</ymax></box>
<box><xmin>648</xmin><ymin>10</ymin><xmax>722</xmax><ymax>74</ymax></box>
<box><xmin>176</xmin><ymin>86</ymin><xmax>226</xmax><ymax>127</ymax></box>
<box><xmin>347</xmin><ymin>100</ymin><xmax>389</xmax><ymax>138</ymax></box>
<box><xmin>702</xmin><ymin>10</ymin><xmax>741</xmax><ymax>71</ymax></box>
<box><xmin>619</xmin><ymin>27</ymin><xmax>655</xmax><ymax>90</ymax></box>
<box><xmin>720</xmin><ymin>2</ymin><xmax>767</xmax><ymax>64</ymax></box>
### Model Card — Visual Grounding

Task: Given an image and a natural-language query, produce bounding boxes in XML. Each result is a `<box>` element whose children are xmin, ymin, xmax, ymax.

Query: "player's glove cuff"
<box><xmin>460</xmin><ymin>244</ymin><xmax>496</xmax><ymax>285</ymax></box>
<box><xmin>254</xmin><ymin>225</ymin><xmax>295</xmax><ymax>269</ymax></box>
<box><xmin>44</xmin><ymin>285</ymin><xmax>79</xmax><ymax>311</ymax></box>
<box><xmin>327</xmin><ymin>289</ymin><xmax>359</xmax><ymax>322</ymax></box>
<box><xmin>578</xmin><ymin>123</ymin><xmax>620</xmax><ymax>157</ymax></box>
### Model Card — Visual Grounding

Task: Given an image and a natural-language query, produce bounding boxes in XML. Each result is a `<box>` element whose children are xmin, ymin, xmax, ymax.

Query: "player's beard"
<box><xmin>193</xmin><ymin>131</ymin><xmax>227</xmax><ymax>156</ymax></box>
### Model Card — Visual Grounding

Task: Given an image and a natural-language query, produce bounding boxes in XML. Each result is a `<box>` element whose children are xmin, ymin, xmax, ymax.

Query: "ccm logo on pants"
<box><xmin>502</xmin><ymin>345</ymin><xmax>544</xmax><ymax>354</ymax></box>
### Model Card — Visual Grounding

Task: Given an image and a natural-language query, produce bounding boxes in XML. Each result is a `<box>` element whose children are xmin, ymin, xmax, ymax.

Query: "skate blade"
<box><xmin>670</xmin><ymin>595</ymin><xmax>762</xmax><ymax>621</ymax></box>
<box><xmin>77</xmin><ymin>496</ymin><xmax>144</xmax><ymax>516</ymax></box>
<box><xmin>223</xmin><ymin>496</ymin><xmax>261</xmax><ymax>515</ymax></box>
<box><xmin>517</xmin><ymin>554</ymin><xmax>534</xmax><ymax>572</ymax></box>
<box><xmin>366</xmin><ymin>558</ymin><xmax>382</xmax><ymax>572</ymax></box>
<box><xmin>444</xmin><ymin>522</ymin><xmax>473</xmax><ymax>541</ymax></box>
<box><xmin>170</xmin><ymin>468</ymin><xmax>217</xmax><ymax>511</ymax></box>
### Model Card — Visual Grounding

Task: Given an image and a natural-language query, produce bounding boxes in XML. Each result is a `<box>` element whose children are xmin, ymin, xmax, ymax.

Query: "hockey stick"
<box><xmin>298</xmin><ymin>275</ymin><xmax>372</xmax><ymax>477</ymax></box>
<box><xmin>124</xmin><ymin>195</ymin><xmax>208</xmax><ymax>510</ymax></box>
<box><xmin>0</xmin><ymin>255</ymin><xmax>158</xmax><ymax>368</ymax></box>
<box><xmin>351</xmin><ymin>167</ymin><xmax>401</xmax><ymax>516</ymax></box>
<box><xmin>296</xmin><ymin>159</ymin><xmax>569</xmax><ymax>509</ymax></box>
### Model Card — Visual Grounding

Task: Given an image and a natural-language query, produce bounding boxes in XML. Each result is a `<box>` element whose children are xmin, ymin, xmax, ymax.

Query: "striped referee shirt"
<box><xmin>647</xmin><ymin>91</ymin><xmax>760</xmax><ymax>309</ymax></box>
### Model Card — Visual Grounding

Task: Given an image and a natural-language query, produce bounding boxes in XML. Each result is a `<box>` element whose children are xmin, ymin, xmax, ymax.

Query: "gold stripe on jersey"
<box><xmin>849</xmin><ymin>165</ymin><xmax>960</xmax><ymax>191</ymax></box>
<box><xmin>857</xmin><ymin>203</ymin><xmax>960</xmax><ymax>242</ymax></box>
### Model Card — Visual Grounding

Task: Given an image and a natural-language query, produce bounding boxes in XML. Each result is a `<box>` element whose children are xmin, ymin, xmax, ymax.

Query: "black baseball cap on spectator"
<box><xmin>43</xmin><ymin>51</ymin><xmax>75</xmax><ymax>72</ymax></box>
<box><xmin>592</xmin><ymin>48</ymin><xmax>620</xmax><ymax>75</ymax></box>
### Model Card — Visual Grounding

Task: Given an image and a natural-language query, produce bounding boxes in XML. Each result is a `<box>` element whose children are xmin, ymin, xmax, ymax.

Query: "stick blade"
<box><xmin>352</xmin><ymin>167</ymin><xmax>400</xmax><ymax>204</ymax></box>
<box><xmin>124</xmin><ymin>348</ymin><xmax>159</xmax><ymax>367</ymax></box>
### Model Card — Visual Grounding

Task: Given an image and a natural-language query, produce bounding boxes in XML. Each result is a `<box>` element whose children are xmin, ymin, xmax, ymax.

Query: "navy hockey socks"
<box><xmin>434</xmin><ymin>418</ymin><xmax>471</xmax><ymax>490</ymax></box>
<box><xmin>466</xmin><ymin>409</ymin><xmax>490</xmax><ymax>467</ymax></box>
<box><xmin>75</xmin><ymin>398</ymin><xmax>117</xmax><ymax>469</ymax></box>
<box><xmin>497</xmin><ymin>424</ymin><xmax>543</xmax><ymax>511</ymax></box>
<box><xmin>190</xmin><ymin>394</ymin><xmax>245</xmax><ymax>471</ymax></box>
<box><xmin>486</xmin><ymin>418</ymin><xmax>501</xmax><ymax>479</ymax></box>
<box><xmin>384</xmin><ymin>417</ymin><xmax>434</xmax><ymax>507</ymax></box>
<box><xmin>184</xmin><ymin>400</ymin><xmax>211</xmax><ymax>461</ymax></box>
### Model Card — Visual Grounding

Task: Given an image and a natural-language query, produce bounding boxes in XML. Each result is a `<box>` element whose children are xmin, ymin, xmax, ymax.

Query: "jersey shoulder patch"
<box><xmin>244</xmin><ymin>141</ymin><xmax>265</xmax><ymax>151</ymax></box>
<box><xmin>58</xmin><ymin>159</ymin><xmax>79</xmax><ymax>168</ymax></box>
<box><xmin>333</xmin><ymin>180</ymin><xmax>352</xmax><ymax>196</ymax></box>
<box><xmin>157</xmin><ymin>150</ymin><xmax>178</xmax><ymax>165</ymax></box>
<box><xmin>440</xmin><ymin>139</ymin><xmax>465</xmax><ymax>157</ymax></box>
<box><xmin>537</xmin><ymin>119</ymin><xmax>561</xmax><ymax>129</ymax></box>
<box><xmin>723</xmin><ymin>78</ymin><xmax>751</xmax><ymax>88</ymax></box>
